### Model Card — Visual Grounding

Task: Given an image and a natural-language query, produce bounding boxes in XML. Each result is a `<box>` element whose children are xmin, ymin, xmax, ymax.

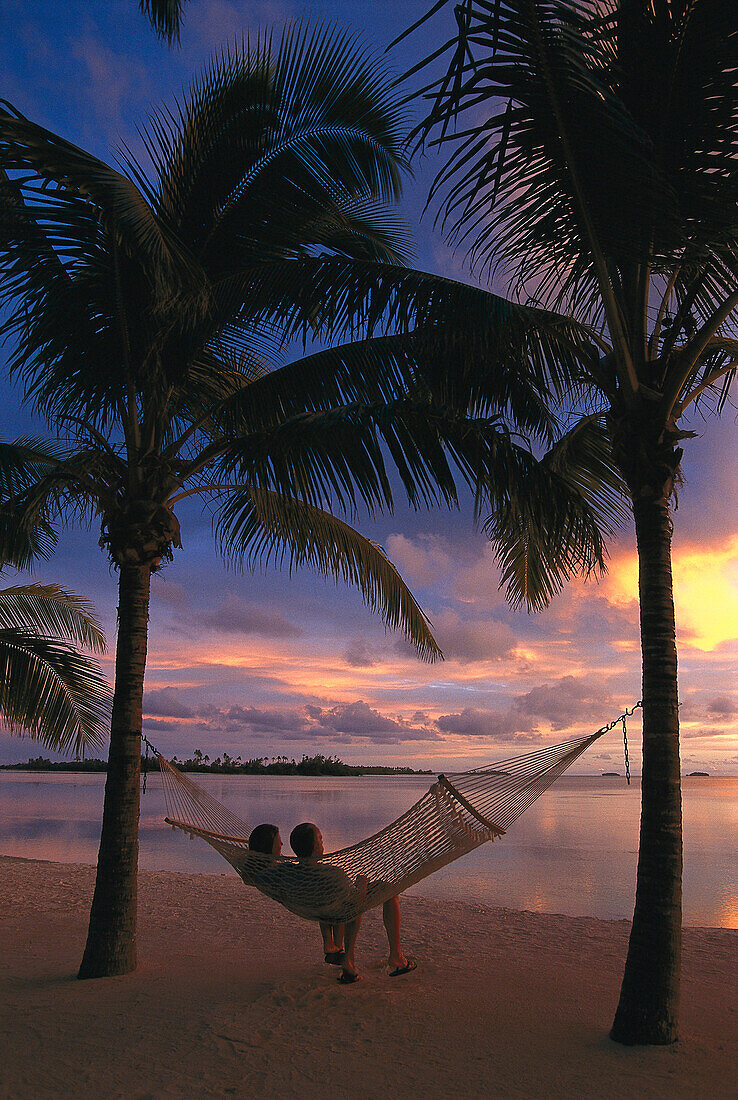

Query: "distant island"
<box><xmin>602</xmin><ymin>772</ymin><xmax>621</xmax><ymax>777</ymax></box>
<box><xmin>687</xmin><ymin>771</ymin><xmax>710</xmax><ymax>777</ymax></box>
<box><xmin>0</xmin><ymin>752</ymin><xmax>433</xmax><ymax>777</ymax></box>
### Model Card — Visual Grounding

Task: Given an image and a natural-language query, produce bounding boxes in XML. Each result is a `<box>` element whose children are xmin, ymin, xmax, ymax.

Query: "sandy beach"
<box><xmin>1</xmin><ymin>854</ymin><xmax>735</xmax><ymax>1099</ymax></box>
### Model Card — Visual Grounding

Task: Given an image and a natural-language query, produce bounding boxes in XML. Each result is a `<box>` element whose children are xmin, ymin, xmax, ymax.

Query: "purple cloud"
<box><xmin>309</xmin><ymin>701</ymin><xmax>438</xmax><ymax>743</ymax></box>
<box><xmin>198</xmin><ymin>599</ymin><xmax>301</xmax><ymax>638</ymax></box>
<box><xmin>436</xmin><ymin>708</ymin><xmax>522</xmax><ymax>740</ymax></box>
<box><xmin>142</xmin><ymin>718</ymin><xmax>177</xmax><ymax>730</ymax></box>
<box><xmin>433</xmin><ymin>611</ymin><xmax>518</xmax><ymax>663</ymax></box>
<box><xmin>197</xmin><ymin>706</ymin><xmax>310</xmax><ymax>735</ymax></box>
<box><xmin>706</xmin><ymin>696</ymin><xmax>737</xmax><ymax>718</ymax></box>
<box><xmin>513</xmin><ymin>676</ymin><xmax>613</xmax><ymax>728</ymax></box>
<box><xmin>144</xmin><ymin>687</ymin><xmax>195</xmax><ymax>719</ymax></box>
<box><xmin>343</xmin><ymin>637</ymin><xmax>376</xmax><ymax>668</ymax></box>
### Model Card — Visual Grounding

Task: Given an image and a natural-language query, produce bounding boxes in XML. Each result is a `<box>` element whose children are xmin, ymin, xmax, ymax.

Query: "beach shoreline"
<box><xmin>2</xmin><ymin>853</ymin><xmax>735</xmax><ymax>1098</ymax></box>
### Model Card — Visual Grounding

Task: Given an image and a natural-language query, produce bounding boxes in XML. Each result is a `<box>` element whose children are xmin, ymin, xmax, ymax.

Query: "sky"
<box><xmin>1</xmin><ymin>0</ymin><xmax>736</xmax><ymax>773</ymax></box>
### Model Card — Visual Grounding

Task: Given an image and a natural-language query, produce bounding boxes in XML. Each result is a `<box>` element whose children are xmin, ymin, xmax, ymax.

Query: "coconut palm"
<box><xmin>0</xmin><ymin>581</ymin><xmax>110</xmax><ymax>754</ymax></box>
<box><xmin>0</xmin><ymin>24</ymin><xmax>469</xmax><ymax>980</ymax></box>
<box><xmin>392</xmin><ymin>0</ymin><xmax>738</xmax><ymax>1044</ymax></box>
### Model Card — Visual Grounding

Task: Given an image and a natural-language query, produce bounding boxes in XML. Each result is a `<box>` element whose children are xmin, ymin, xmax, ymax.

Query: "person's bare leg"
<box><xmin>383</xmin><ymin>897</ymin><xmax>407</xmax><ymax>970</ymax></box>
<box><xmin>320</xmin><ymin>920</ymin><xmax>337</xmax><ymax>952</ymax></box>
<box><xmin>331</xmin><ymin>922</ymin><xmax>345</xmax><ymax>951</ymax></box>
<box><xmin>340</xmin><ymin>916</ymin><xmax>362</xmax><ymax>979</ymax></box>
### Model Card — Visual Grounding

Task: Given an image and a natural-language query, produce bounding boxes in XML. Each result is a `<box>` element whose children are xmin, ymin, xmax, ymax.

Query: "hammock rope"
<box><xmin>148</xmin><ymin>704</ymin><xmax>641</xmax><ymax>924</ymax></box>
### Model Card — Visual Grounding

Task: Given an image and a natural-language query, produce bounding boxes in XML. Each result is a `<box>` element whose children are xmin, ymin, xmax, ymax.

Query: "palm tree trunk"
<box><xmin>78</xmin><ymin>564</ymin><xmax>151</xmax><ymax>979</ymax></box>
<box><xmin>611</xmin><ymin>492</ymin><xmax>682</xmax><ymax>1044</ymax></box>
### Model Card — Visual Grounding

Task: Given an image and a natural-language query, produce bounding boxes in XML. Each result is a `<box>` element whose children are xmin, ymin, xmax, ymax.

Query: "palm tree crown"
<box><xmin>0</xmin><ymin>24</ymin><xmax>449</xmax><ymax>654</ymax></box>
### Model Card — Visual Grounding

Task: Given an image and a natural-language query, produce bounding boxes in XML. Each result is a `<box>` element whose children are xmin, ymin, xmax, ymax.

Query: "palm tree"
<box><xmin>393</xmin><ymin>0</ymin><xmax>738</xmax><ymax>1044</ymax></box>
<box><xmin>0</xmin><ymin>24</ymin><xmax>471</xmax><ymax>979</ymax></box>
<box><xmin>0</xmin><ymin>581</ymin><xmax>110</xmax><ymax>754</ymax></box>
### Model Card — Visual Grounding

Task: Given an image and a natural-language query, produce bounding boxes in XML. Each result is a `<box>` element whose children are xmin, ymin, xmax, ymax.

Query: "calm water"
<box><xmin>1</xmin><ymin>772</ymin><xmax>736</xmax><ymax>927</ymax></box>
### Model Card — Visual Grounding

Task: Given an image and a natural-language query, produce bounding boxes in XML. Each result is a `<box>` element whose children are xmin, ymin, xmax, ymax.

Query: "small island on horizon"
<box><xmin>0</xmin><ymin>752</ymin><xmax>434</xmax><ymax>778</ymax></box>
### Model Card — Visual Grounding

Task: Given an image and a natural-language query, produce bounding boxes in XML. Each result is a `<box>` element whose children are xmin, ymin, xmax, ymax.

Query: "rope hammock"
<box><xmin>153</xmin><ymin>704</ymin><xmax>639</xmax><ymax>924</ymax></box>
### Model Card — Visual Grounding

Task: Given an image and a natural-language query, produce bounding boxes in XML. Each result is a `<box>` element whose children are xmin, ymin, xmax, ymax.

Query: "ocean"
<box><xmin>1</xmin><ymin>771</ymin><xmax>735</xmax><ymax>927</ymax></box>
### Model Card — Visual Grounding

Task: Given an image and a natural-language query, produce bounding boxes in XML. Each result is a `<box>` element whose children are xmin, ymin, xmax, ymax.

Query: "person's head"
<box><xmin>248</xmin><ymin>823</ymin><xmax>282</xmax><ymax>856</ymax></box>
<box><xmin>289</xmin><ymin>822</ymin><xmax>324</xmax><ymax>859</ymax></box>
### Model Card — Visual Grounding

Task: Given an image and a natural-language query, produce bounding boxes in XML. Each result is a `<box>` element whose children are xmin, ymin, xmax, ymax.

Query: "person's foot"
<box><xmin>337</xmin><ymin>969</ymin><xmax>360</xmax><ymax>984</ymax></box>
<box><xmin>324</xmin><ymin>950</ymin><xmax>345</xmax><ymax>965</ymax></box>
<box><xmin>389</xmin><ymin>959</ymin><xmax>417</xmax><ymax>977</ymax></box>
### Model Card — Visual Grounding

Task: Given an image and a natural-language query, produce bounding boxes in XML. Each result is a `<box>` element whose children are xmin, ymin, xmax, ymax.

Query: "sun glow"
<box><xmin>604</xmin><ymin>536</ymin><xmax>738</xmax><ymax>651</ymax></box>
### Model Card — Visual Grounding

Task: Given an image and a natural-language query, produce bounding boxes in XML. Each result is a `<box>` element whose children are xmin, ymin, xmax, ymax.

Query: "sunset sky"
<box><xmin>1</xmin><ymin>0</ymin><xmax>736</xmax><ymax>773</ymax></box>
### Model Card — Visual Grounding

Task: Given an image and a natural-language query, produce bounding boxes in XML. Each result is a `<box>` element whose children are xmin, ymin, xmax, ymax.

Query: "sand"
<box><xmin>1</xmin><ymin>855</ymin><xmax>735</xmax><ymax>1099</ymax></box>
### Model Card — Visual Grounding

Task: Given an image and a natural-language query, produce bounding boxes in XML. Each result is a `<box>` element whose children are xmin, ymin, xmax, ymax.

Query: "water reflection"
<box><xmin>1</xmin><ymin>772</ymin><xmax>735</xmax><ymax>927</ymax></box>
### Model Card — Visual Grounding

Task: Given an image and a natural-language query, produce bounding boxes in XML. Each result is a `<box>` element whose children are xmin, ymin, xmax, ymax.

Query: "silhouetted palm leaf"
<box><xmin>217</xmin><ymin>488</ymin><xmax>442</xmax><ymax>661</ymax></box>
<box><xmin>0</xmin><ymin>584</ymin><xmax>110</xmax><ymax>752</ymax></box>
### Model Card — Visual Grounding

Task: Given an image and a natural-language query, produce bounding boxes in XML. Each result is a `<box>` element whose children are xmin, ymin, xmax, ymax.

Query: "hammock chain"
<box><xmin>142</xmin><ymin>734</ymin><xmax>160</xmax><ymax>796</ymax></box>
<box><xmin>142</xmin><ymin>736</ymin><xmax>150</xmax><ymax>795</ymax></box>
<box><xmin>622</xmin><ymin>714</ymin><xmax>631</xmax><ymax>785</ymax></box>
<box><xmin>603</xmin><ymin>701</ymin><xmax>641</xmax><ymax>786</ymax></box>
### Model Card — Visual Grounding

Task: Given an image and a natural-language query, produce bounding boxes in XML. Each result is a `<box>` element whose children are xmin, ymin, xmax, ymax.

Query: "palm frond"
<box><xmin>215</xmin><ymin>487</ymin><xmax>442</xmax><ymax>661</ymax></box>
<box><xmin>482</xmin><ymin>415</ymin><xmax>628</xmax><ymax>610</ymax></box>
<box><xmin>210</xmin><ymin>394</ymin><xmax>468</xmax><ymax>517</ymax></box>
<box><xmin>0</xmin><ymin>628</ymin><xmax>110</xmax><ymax>753</ymax></box>
<box><xmin>0</xmin><ymin>584</ymin><xmax>106</xmax><ymax>652</ymax></box>
<box><xmin>132</xmin><ymin>24</ymin><xmax>410</xmax><ymax>271</ymax></box>
<box><xmin>0</xmin><ymin>103</ymin><xmax>196</xmax><ymax>292</ymax></box>
<box><xmin>139</xmin><ymin>0</ymin><xmax>187</xmax><ymax>44</ymax></box>
<box><xmin>213</xmin><ymin>255</ymin><xmax>596</xmax><ymax>404</ymax></box>
<box><xmin>401</xmin><ymin>1</ymin><xmax>738</xmax><ymax>321</ymax></box>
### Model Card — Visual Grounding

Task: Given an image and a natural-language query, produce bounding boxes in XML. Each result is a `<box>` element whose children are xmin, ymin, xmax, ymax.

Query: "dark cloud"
<box><xmin>142</xmin><ymin>717</ymin><xmax>177</xmax><ymax>730</ymax></box>
<box><xmin>198</xmin><ymin>706</ymin><xmax>310</xmax><ymax>736</ymax></box>
<box><xmin>183</xmin><ymin>698</ymin><xmax>439</xmax><ymax>746</ymax></box>
<box><xmin>433</xmin><ymin>611</ymin><xmax>518</xmax><ymax>663</ymax></box>
<box><xmin>435</xmin><ymin>676</ymin><xmax>621</xmax><ymax>744</ymax></box>
<box><xmin>144</xmin><ymin>687</ymin><xmax>195</xmax><ymax>718</ymax></box>
<box><xmin>315</xmin><ymin>701</ymin><xmax>401</xmax><ymax>734</ymax></box>
<box><xmin>706</xmin><ymin>695</ymin><xmax>737</xmax><ymax>718</ymax></box>
<box><xmin>436</xmin><ymin>707</ymin><xmax>522</xmax><ymax>740</ymax></box>
<box><xmin>513</xmin><ymin>676</ymin><xmax>612</xmax><ymax>728</ymax></box>
<box><xmin>343</xmin><ymin>637</ymin><xmax>376</xmax><ymax>668</ymax></box>
<box><xmin>198</xmin><ymin>599</ymin><xmax>301</xmax><ymax>638</ymax></box>
<box><xmin>309</xmin><ymin>701</ymin><xmax>438</xmax><ymax>743</ymax></box>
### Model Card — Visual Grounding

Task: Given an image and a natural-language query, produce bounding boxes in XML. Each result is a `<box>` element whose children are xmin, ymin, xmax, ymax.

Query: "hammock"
<box><xmin>155</xmin><ymin>706</ymin><xmax>637</xmax><ymax>924</ymax></box>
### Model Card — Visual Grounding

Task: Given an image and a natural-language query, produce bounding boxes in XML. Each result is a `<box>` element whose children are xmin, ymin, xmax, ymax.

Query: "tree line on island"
<box><xmin>1</xmin><ymin>0</ymin><xmax>735</xmax><ymax>1047</ymax></box>
<box><xmin>1</xmin><ymin>751</ymin><xmax>431</xmax><ymax>776</ymax></box>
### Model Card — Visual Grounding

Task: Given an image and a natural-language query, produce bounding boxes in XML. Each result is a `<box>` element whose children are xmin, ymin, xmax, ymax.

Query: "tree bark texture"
<box><xmin>611</xmin><ymin>492</ymin><xmax>682</xmax><ymax>1044</ymax></box>
<box><xmin>78</xmin><ymin>564</ymin><xmax>152</xmax><ymax>979</ymax></box>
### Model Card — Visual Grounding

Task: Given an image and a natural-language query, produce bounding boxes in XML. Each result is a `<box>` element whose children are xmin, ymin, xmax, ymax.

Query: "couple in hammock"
<box><xmin>248</xmin><ymin>820</ymin><xmax>417</xmax><ymax>984</ymax></box>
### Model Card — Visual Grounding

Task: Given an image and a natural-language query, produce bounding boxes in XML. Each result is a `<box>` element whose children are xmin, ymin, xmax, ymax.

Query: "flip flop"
<box><xmin>337</xmin><ymin>971</ymin><xmax>360</xmax><ymax>984</ymax></box>
<box><xmin>325</xmin><ymin>950</ymin><xmax>345</xmax><ymax>965</ymax></box>
<box><xmin>389</xmin><ymin>960</ymin><xmax>417</xmax><ymax>977</ymax></box>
